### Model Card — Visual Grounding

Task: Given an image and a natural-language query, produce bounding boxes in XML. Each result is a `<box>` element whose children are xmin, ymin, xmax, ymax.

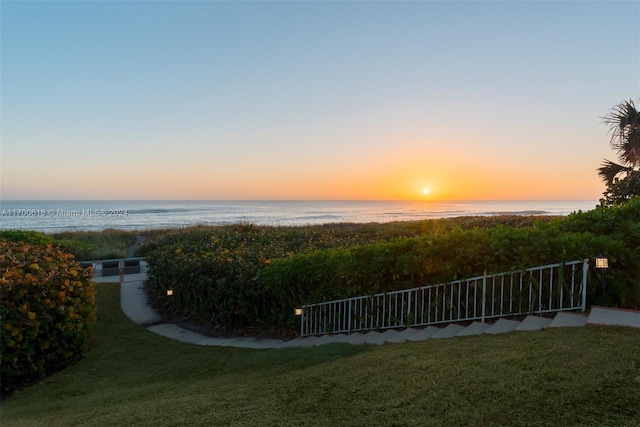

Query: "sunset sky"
<box><xmin>2</xmin><ymin>1</ymin><xmax>639</xmax><ymax>201</ymax></box>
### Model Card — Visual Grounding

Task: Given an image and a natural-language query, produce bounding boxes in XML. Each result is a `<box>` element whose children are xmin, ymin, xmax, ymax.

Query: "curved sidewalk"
<box><xmin>93</xmin><ymin>270</ymin><xmax>289</xmax><ymax>349</ymax></box>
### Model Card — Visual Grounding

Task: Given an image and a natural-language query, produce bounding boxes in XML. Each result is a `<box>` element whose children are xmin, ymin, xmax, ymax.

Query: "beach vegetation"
<box><xmin>144</xmin><ymin>217</ymin><xmax>555</xmax><ymax>330</ymax></box>
<box><xmin>0</xmin><ymin>229</ymin><xmax>138</xmax><ymax>261</ymax></box>
<box><xmin>264</xmin><ymin>227</ymin><xmax>629</xmax><ymax>325</ymax></box>
<box><xmin>0</xmin><ymin>239</ymin><xmax>97</xmax><ymax>397</ymax></box>
<box><xmin>0</xmin><ymin>230</ymin><xmax>55</xmax><ymax>246</ymax></box>
<box><xmin>52</xmin><ymin>229</ymin><xmax>138</xmax><ymax>260</ymax></box>
<box><xmin>144</xmin><ymin>203</ymin><xmax>639</xmax><ymax>333</ymax></box>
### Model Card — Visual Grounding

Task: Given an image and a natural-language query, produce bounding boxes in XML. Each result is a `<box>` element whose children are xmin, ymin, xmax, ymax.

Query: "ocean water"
<box><xmin>0</xmin><ymin>200</ymin><xmax>599</xmax><ymax>233</ymax></box>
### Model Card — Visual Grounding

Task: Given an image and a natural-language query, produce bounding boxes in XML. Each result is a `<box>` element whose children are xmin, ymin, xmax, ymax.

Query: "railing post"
<box><xmin>348</xmin><ymin>300</ymin><xmax>352</xmax><ymax>334</ymax></box>
<box><xmin>481</xmin><ymin>276</ymin><xmax>487</xmax><ymax>323</ymax></box>
<box><xmin>581</xmin><ymin>258</ymin><xmax>589</xmax><ymax>312</ymax></box>
<box><xmin>407</xmin><ymin>291</ymin><xmax>412</xmax><ymax>327</ymax></box>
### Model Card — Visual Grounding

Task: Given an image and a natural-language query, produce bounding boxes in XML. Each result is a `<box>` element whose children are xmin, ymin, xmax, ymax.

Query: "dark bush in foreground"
<box><xmin>1</xmin><ymin>240</ymin><xmax>97</xmax><ymax>397</ymax></box>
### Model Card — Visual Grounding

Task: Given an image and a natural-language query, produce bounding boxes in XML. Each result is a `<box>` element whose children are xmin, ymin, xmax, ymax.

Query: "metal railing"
<box><xmin>300</xmin><ymin>259</ymin><xmax>589</xmax><ymax>336</ymax></box>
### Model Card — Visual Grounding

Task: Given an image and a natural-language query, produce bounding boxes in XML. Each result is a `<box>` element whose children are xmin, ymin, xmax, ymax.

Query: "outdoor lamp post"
<box><xmin>595</xmin><ymin>255</ymin><xmax>609</xmax><ymax>303</ymax></box>
<box><xmin>595</xmin><ymin>255</ymin><xmax>609</xmax><ymax>270</ymax></box>
<box><xmin>294</xmin><ymin>308</ymin><xmax>304</xmax><ymax>336</ymax></box>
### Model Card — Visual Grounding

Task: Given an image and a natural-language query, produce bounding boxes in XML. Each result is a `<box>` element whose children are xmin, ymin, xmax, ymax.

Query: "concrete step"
<box><xmin>385</xmin><ymin>327</ymin><xmax>421</xmax><ymax>343</ymax></box>
<box><xmin>406</xmin><ymin>326</ymin><xmax>442</xmax><ymax>342</ymax></box>
<box><xmin>366</xmin><ymin>329</ymin><xmax>400</xmax><ymax>345</ymax></box>
<box><xmin>340</xmin><ymin>332</ymin><xmax>370</xmax><ymax>345</ymax></box>
<box><xmin>313</xmin><ymin>333</ymin><xmax>348</xmax><ymax>346</ymax></box>
<box><xmin>329</xmin><ymin>333</ymin><xmax>359</xmax><ymax>344</ymax></box>
<box><xmin>284</xmin><ymin>307</ymin><xmax>640</xmax><ymax>348</ymax></box>
<box><xmin>548</xmin><ymin>311</ymin><xmax>588</xmax><ymax>328</ymax></box>
<box><xmin>432</xmin><ymin>324</ymin><xmax>466</xmax><ymax>339</ymax></box>
<box><xmin>353</xmin><ymin>330</ymin><xmax>382</xmax><ymax>345</ymax></box>
<box><xmin>587</xmin><ymin>306</ymin><xmax>640</xmax><ymax>328</ymax></box>
<box><xmin>456</xmin><ymin>321</ymin><xmax>491</xmax><ymax>336</ymax></box>
<box><xmin>515</xmin><ymin>315</ymin><xmax>553</xmax><ymax>331</ymax></box>
<box><xmin>484</xmin><ymin>319</ymin><xmax>521</xmax><ymax>335</ymax></box>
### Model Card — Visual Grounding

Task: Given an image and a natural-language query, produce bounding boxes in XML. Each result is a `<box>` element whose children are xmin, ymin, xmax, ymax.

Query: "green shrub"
<box><xmin>146</xmin><ymin>227</ymin><xmax>295</xmax><ymax>328</ymax></box>
<box><xmin>144</xmin><ymin>223</ymin><xmax>404</xmax><ymax>328</ymax></box>
<box><xmin>55</xmin><ymin>239</ymin><xmax>97</xmax><ymax>261</ymax></box>
<box><xmin>263</xmin><ymin>225</ymin><xmax>632</xmax><ymax>321</ymax></box>
<box><xmin>0</xmin><ymin>230</ymin><xmax>55</xmax><ymax>246</ymax></box>
<box><xmin>0</xmin><ymin>240</ymin><xmax>97</xmax><ymax>396</ymax></box>
<box><xmin>559</xmin><ymin>197</ymin><xmax>640</xmax><ymax>308</ymax></box>
<box><xmin>0</xmin><ymin>230</ymin><xmax>98</xmax><ymax>260</ymax></box>
<box><xmin>560</xmin><ymin>196</ymin><xmax>640</xmax><ymax>237</ymax></box>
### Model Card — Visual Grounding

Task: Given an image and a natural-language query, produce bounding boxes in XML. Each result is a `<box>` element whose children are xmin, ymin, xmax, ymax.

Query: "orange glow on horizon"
<box><xmin>2</xmin><ymin>144</ymin><xmax>604</xmax><ymax>201</ymax></box>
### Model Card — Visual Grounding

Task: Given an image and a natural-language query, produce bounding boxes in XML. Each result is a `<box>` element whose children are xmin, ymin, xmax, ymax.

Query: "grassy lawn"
<box><xmin>2</xmin><ymin>283</ymin><xmax>640</xmax><ymax>426</ymax></box>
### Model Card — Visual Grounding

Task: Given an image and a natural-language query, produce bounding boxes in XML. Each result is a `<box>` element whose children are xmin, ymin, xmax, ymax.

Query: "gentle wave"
<box><xmin>127</xmin><ymin>208</ymin><xmax>192</xmax><ymax>215</ymax></box>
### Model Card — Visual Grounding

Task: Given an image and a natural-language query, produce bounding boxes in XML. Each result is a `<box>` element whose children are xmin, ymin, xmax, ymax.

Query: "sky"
<box><xmin>1</xmin><ymin>1</ymin><xmax>639</xmax><ymax>201</ymax></box>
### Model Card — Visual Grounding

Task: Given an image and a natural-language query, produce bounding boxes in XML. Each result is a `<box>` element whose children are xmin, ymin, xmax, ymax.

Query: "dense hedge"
<box><xmin>144</xmin><ymin>223</ymin><xmax>397</xmax><ymax>327</ymax></box>
<box><xmin>560</xmin><ymin>196</ymin><xmax>640</xmax><ymax>244</ymax></box>
<box><xmin>264</xmin><ymin>226</ymin><xmax>631</xmax><ymax>325</ymax></box>
<box><xmin>0</xmin><ymin>229</ymin><xmax>97</xmax><ymax>261</ymax></box>
<box><xmin>145</xmin><ymin>219</ymin><xmax>547</xmax><ymax>327</ymax></box>
<box><xmin>0</xmin><ymin>229</ymin><xmax>140</xmax><ymax>261</ymax></box>
<box><xmin>558</xmin><ymin>197</ymin><xmax>640</xmax><ymax>307</ymax></box>
<box><xmin>0</xmin><ymin>230</ymin><xmax>56</xmax><ymax>247</ymax></box>
<box><xmin>0</xmin><ymin>240</ymin><xmax>97</xmax><ymax>396</ymax></box>
<box><xmin>145</xmin><ymin>201</ymin><xmax>639</xmax><ymax>332</ymax></box>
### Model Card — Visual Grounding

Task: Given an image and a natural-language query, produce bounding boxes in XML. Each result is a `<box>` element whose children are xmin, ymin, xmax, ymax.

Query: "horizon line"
<box><xmin>0</xmin><ymin>198</ymin><xmax>599</xmax><ymax>203</ymax></box>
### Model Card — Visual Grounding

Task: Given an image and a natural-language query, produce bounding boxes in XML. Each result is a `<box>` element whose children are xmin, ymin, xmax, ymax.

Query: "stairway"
<box><xmin>106</xmin><ymin>267</ymin><xmax>640</xmax><ymax>350</ymax></box>
<box><xmin>282</xmin><ymin>307</ymin><xmax>640</xmax><ymax>348</ymax></box>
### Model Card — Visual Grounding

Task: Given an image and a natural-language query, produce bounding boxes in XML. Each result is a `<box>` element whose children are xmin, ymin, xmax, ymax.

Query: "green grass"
<box><xmin>2</xmin><ymin>283</ymin><xmax>640</xmax><ymax>426</ymax></box>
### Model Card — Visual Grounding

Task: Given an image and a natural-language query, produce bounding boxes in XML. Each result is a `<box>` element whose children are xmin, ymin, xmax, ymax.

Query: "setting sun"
<box><xmin>422</xmin><ymin>188</ymin><xmax>430</xmax><ymax>196</ymax></box>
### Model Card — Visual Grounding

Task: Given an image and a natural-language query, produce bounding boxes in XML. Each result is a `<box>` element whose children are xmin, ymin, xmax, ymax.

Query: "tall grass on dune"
<box><xmin>52</xmin><ymin>229</ymin><xmax>139</xmax><ymax>260</ymax></box>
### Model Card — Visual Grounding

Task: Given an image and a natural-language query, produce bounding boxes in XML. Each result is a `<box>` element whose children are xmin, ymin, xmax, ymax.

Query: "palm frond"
<box><xmin>602</xmin><ymin>99</ymin><xmax>640</xmax><ymax>167</ymax></box>
<box><xmin>597</xmin><ymin>159</ymin><xmax>630</xmax><ymax>185</ymax></box>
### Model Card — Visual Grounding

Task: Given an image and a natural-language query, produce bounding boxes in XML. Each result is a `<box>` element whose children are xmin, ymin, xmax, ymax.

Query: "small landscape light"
<box><xmin>594</xmin><ymin>255</ymin><xmax>609</xmax><ymax>304</ymax></box>
<box><xmin>167</xmin><ymin>289</ymin><xmax>174</xmax><ymax>296</ymax></box>
<box><xmin>595</xmin><ymin>255</ymin><xmax>609</xmax><ymax>270</ymax></box>
<box><xmin>294</xmin><ymin>308</ymin><xmax>302</xmax><ymax>316</ymax></box>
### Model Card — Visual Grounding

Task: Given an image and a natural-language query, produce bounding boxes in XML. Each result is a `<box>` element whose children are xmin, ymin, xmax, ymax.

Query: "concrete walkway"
<box><xmin>93</xmin><ymin>264</ymin><xmax>288</xmax><ymax>349</ymax></box>
<box><xmin>93</xmin><ymin>265</ymin><xmax>640</xmax><ymax>350</ymax></box>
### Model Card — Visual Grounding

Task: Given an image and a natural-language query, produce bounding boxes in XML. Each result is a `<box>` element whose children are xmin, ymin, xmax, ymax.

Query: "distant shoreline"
<box><xmin>0</xmin><ymin>200</ymin><xmax>598</xmax><ymax>233</ymax></box>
